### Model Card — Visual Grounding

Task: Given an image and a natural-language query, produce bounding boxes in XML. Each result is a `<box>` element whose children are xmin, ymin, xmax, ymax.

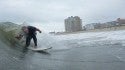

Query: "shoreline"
<box><xmin>55</xmin><ymin>25</ymin><xmax>125</xmax><ymax>35</ymax></box>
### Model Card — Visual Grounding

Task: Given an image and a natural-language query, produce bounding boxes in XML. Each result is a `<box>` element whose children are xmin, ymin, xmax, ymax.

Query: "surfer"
<box><xmin>16</xmin><ymin>26</ymin><xmax>42</xmax><ymax>48</ymax></box>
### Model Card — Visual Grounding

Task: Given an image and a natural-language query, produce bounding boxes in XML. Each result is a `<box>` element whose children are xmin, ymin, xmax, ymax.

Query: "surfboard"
<box><xmin>28</xmin><ymin>47</ymin><xmax>52</xmax><ymax>52</ymax></box>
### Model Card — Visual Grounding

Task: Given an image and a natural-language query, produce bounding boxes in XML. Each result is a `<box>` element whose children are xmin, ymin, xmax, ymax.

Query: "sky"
<box><xmin>0</xmin><ymin>0</ymin><xmax>125</xmax><ymax>32</ymax></box>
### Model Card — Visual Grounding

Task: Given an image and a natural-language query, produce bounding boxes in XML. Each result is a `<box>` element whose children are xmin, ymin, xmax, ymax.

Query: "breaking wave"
<box><xmin>0</xmin><ymin>22</ymin><xmax>125</xmax><ymax>52</ymax></box>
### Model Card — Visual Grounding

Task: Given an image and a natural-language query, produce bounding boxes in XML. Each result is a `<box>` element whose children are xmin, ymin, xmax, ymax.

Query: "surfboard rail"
<box><xmin>28</xmin><ymin>47</ymin><xmax>52</xmax><ymax>52</ymax></box>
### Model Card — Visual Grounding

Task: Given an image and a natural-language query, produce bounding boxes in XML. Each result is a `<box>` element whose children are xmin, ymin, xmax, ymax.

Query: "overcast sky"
<box><xmin>0</xmin><ymin>0</ymin><xmax>125</xmax><ymax>32</ymax></box>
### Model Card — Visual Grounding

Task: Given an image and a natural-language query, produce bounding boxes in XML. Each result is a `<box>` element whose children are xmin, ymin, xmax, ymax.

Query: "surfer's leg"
<box><xmin>32</xmin><ymin>35</ymin><xmax>37</xmax><ymax>47</ymax></box>
<box><xmin>26</xmin><ymin>36</ymin><xmax>32</xmax><ymax>47</ymax></box>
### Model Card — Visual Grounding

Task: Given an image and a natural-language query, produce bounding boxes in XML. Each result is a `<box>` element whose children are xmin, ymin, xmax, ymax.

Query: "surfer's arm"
<box><xmin>36</xmin><ymin>28</ymin><xmax>42</xmax><ymax>33</ymax></box>
<box><xmin>15</xmin><ymin>33</ymin><xmax>23</xmax><ymax>40</ymax></box>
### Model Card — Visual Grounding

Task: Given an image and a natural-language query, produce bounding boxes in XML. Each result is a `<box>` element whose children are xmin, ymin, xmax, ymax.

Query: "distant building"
<box><xmin>84</xmin><ymin>23</ymin><xmax>101</xmax><ymax>30</ymax></box>
<box><xmin>64</xmin><ymin>16</ymin><xmax>82</xmax><ymax>32</ymax></box>
<box><xmin>105</xmin><ymin>21</ymin><xmax>118</xmax><ymax>27</ymax></box>
<box><xmin>83</xmin><ymin>18</ymin><xmax>125</xmax><ymax>31</ymax></box>
<box><xmin>117</xmin><ymin>18</ymin><xmax>125</xmax><ymax>25</ymax></box>
<box><xmin>84</xmin><ymin>21</ymin><xmax>118</xmax><ymax>30</ymax></box>
<box><xmin>84</xmin><ymin>24</ymin><xmax>95</xmax><ymax>30</ymax></box>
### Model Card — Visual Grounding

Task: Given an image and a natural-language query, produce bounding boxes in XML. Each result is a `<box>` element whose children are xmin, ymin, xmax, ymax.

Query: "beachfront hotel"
<box><xmin>64</xmin><ymin>16</ymin><xmax>82</xmax><ymax>32</ymax></box>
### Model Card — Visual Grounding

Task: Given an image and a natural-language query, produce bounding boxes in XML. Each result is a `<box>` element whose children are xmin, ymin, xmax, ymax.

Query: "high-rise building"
<box><xmin>64</xmin><ymin>16</ymin><xmax>82</xmax><ymax>32</ymax></box>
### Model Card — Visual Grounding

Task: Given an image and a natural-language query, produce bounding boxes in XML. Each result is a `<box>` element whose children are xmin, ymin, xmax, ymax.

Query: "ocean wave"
<box><xmin>0</xmin><ymin>22</ymin><xmax>24</xmax><ymax>48</ymax></box>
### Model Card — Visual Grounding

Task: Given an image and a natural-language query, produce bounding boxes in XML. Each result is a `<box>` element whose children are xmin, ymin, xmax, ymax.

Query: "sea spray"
<box><xmin>35</xmin><ymin>33</ymin><xmax>68</xmax><ymax>50</ymax></box>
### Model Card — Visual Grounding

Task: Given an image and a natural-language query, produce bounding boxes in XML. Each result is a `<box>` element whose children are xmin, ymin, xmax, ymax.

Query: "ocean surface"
<box><xmin>0</xmin><ymin>30</ymin><xmax>125</xmax><ymax>70</ymax></box>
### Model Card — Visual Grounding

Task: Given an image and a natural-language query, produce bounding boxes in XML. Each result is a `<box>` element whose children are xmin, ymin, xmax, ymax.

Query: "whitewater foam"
<box><xmin>52</xmin><ymin>30</ymin><xmax>125</xmax><ymax>48</ymax></box>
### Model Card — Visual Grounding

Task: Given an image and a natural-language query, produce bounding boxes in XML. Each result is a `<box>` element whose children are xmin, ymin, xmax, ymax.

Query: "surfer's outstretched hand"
<box><xmin>39</xmin><ymin>31</ymin><xmax>42</xmax><ymax>33</ymax></box>
<box><xmin>15</xmin><ymin>36</ymin><xmax>21</xmax><ymax>40</ymax></box>
<box><xmin>15</xmin><ymin>34</ymin><xmax>23</xmax><ymax>40</ymax></box>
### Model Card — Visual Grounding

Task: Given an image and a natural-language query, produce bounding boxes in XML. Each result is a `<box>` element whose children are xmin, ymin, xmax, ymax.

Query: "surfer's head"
<box><xmin>21</xmin><ymin>26</ymin><xmax>28</xmax><ymax>33</ymax></box>
<box><xmin>21</xmin><ymin>26</ymin><xmax>27</xmax><ymax>30</ymax></box>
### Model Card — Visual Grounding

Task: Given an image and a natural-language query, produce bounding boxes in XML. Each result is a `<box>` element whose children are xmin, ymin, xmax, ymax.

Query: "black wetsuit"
<box><xmin>26</xmin><ymin>26</ymin><xmax>37</xmax><ymax>47</ymax></box>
